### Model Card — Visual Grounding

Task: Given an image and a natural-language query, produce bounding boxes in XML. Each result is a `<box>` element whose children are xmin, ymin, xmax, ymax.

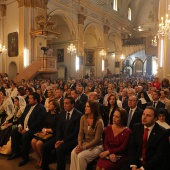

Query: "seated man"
<box><xmin>8</xmin><ymin>92</ymin><xmax>46</xmax><ymax>167</ymax></box>
<box><xmin>128</xmin><ymin>106</ymin><xmax>169</xmax><ymax>170</ymax></box>
<box><xmin>41</xmin><ymin>97</ymin><xmax>82</xmax><ymax>170</ymax></box>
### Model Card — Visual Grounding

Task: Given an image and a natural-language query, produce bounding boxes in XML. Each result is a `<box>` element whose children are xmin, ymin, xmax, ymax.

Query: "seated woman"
<box><xmin>96</xmin><ymin>108</ymin><xmax>131</xmax><ymax>170</ymax></box>
<box><xmin>138</xmin><ymin>91</ymin><xmax>151</xmax><ymax>110</ymax></box>
<box><xmin>157</xmin><ymin>108</ymin><xmax>170</xmax><ymax>130</ymax></box>
<box><xmin>0</xmin><ymin>96</ymin><xmax>26</xmax><ymax>154</ymax></box>
<box><xmin>70</xmin><ymin>100</ymin><xmax>104</xmax><ymax>170</ymax></box>
<box><xmin>0</xmin><ymin>89</ymin><xmax>14</xmax><ymax>146</ymax></box>
<box><xmin>44</xmin><ymin>89</ymin><xmax>55</xmax><ymax>111</ymax></box>
<box><xmin>103</xmin><ymin>94</ymin><xmax>119</xmax><ymax>127</ymax></box>
<box><xmin>31</xmin><ymin>100</ymin><xmax>60</xmax><ymax>168</ymax></box>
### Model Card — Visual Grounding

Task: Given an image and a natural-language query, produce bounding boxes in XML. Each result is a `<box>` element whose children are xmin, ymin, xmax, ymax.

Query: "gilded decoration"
<box><xmin>0</xmin><ymin>4</ymin><xmax>6</xmax><ymax>16</ymax></box>
<box><xmin>17</xmin><ymin>0</ymin><xmax>48</xmax><ymax>8</ymax></box>
<box><xmin>30</xmin><ymin>12</ymin><xmax>61</xmax><ymax>38</ymax></box>
<box><xmin>78</xmin><ymin>14</ymin><xmax>86</xmax><ymax>25</ymax></box>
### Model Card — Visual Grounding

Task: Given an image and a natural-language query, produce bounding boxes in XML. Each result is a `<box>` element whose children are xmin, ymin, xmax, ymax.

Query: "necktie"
<box><xmin>64</xmin><ymin>112</ymin><xmax>70</xmax><ymax>136</ymax></box>
<box><xmin>122</xmin><ymin>97</ymin><xmax>125</xmax><ymax>103</ymax></box>
<box><xmin>153</xmin><ymin>102</ymin><xmax>156</xmax><ymax>108</ymax></box>
<box><xmin>127</xmin><ymin>110</ymin><xmax>133</xmax><ymax>127</ymax></box>
<box><xmin>142</xmin><ymin>128</ymin><xmax>149</xmax><ymax>164</ymax></box>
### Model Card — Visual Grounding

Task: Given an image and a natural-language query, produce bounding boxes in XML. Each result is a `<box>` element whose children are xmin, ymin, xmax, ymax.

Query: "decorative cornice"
<box><xmin>0</xmin><ymin>4</ymin><xmax>6</xmax><ymax>17</ymax></box>
<box><xmin>17</xmin><ymin>0</ymin><xmax>48</xmax><ymax>8</ymax></box>
<box><xmin>78</xmin><ymin>13</ymin><xmax>86</xmax><ymax>25</ymax></box>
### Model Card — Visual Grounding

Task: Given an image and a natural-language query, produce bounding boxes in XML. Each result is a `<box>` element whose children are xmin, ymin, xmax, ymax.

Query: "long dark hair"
<box><xmin>87</xmin><ymin>100</ymin><xmax>101</xmax><ymax>129</ymax></box>
<box><xmin>107</xmin><ymin>94</ymin><xmax>118</xmax><ymax>109</ymax></box>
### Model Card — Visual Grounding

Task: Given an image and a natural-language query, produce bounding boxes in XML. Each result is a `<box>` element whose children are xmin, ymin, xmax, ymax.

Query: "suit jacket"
<box><xmin>75</xmin><ymin>99</ymin><xmax>85</xmax><ymax>114</ymax></box>
<box><xmin>56</xmin><ymin>108</ymin><xmax>82</xmax><ymax>143</ymax></box>
<box><xmin>119</xmin><ymin>96</ymin><xmax>128</xmax><ymax>109</ymax></box>
<box><xmin>19</xmin><ymin>103</ymin><xmax>46</xmax><ymax>132</ymax></box>
<box><xmin>128</xmin><ymin>123</ymin><xmax>169</xmax><ymax>170</ymax></box>
<box><xmin>126</xmin><ymin>107</ymin><xmax>143</xmax><ymax>130</ymax></box>
<box><xmin>147</xmin><ymin>101</ymin><xmax>165</xmax><ymax>109</ymax></box>
<box><xmin>79</xmin><ymin>93</ymin><xmax>88</xmax><ymax>106</ymax></box>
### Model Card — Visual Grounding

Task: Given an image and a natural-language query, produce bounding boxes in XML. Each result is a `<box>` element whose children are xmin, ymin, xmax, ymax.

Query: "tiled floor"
<box><xmin>0</xmin><ymin>152</ymin><xmax>70</xmax><ymax>170</ymax></box>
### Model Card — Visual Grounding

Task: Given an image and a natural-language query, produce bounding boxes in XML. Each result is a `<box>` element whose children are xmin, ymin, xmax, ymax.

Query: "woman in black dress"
<box><xmin>31</xmin><ymin>100</ymin><xmax>60</xmax><ymax>168</ymax></box>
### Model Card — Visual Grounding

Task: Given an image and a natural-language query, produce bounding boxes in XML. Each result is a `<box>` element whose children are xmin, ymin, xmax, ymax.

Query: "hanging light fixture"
<box><xmin>158</xmin><ymin>14</ymin><xmax>170</xmax><ymax>38</ymax></box>
<box><xmin>67</xmin><ymin>0</ymin><xmax>77</xmax><ymax>55</ymax></box>
<box><xmin>0</xmin><ymin>43</ymin><xmax>6</xmax><ymax>53</ymax></box>
<box><xmin>120</xmin><ymin>53</ymin><xmax>125</xmax><ymax>60</ymax></box>
<box><xmin>67</xmin><ymin>43</ymin><xmax>77</xmax><ymax>55</ymax></box>
<box><xmin>99</xmin><ymin>49</ymin><xmax>107</xmax><ymax>59</ymax></box>
<box><xmin>151</xmin><ymin>36</ymin><xmax>157</xmax><ymax>47</ymax></box>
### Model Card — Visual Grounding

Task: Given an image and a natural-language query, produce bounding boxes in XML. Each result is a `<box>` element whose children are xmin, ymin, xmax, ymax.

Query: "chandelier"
<box><xmin>67</xmin><ymin>43</ymin><xmax>77</xmax><ymax>55</ymax></box>
<box><xmin>0</xmin><ymin>43</ymin><xmax>6</xmax><ymax>53</ymax></box>
<box><xmin>120</xmin><ymin>54</ymin><xmax>125</xmax><ymax>60</ymax></box>
<box><xmin>99</xmin><ymin>49</ymin><xmax>107</xmax><ymax>59</ymax></box>
<box><xmin>151</xmin><ymin>36</ymin><xmax>157</xmax><ymax>47</ymax></box>
<box><xmin>158</xmin><ymin>14</ymin><xmax>170</xmax><ymax>38</ymax></box>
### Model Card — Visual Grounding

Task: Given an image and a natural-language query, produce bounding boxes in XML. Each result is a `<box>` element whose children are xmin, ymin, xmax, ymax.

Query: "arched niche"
<box><xmin>132</xmin><ymin>59</ymin><xmax>143</xmax><ymax>76</ymax></box>
<box><xmin>9</xmin><ymin>62</ymin><xmax>17</xmax><ymax>79</ymax></box>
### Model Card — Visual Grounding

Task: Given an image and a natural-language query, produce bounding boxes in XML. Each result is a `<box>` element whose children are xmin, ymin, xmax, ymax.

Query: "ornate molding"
<box><xmin>104</xmin><ymin>25</ymin><xmax>110</xmax><ymax>34</ymax></box>
<box><xmin>78</xmin><ymin>14</ymin><xmax>86</xmax><ymax>25</ymax></box>
<box><xmin>0</xmin><ymin>4</ymin><xmax>6</xmax><ymax>17</ymax></box>
<box><xmin>17</xmin><ymin>0</ymin><xmax>48</xmax><ymax>8</ymax></box>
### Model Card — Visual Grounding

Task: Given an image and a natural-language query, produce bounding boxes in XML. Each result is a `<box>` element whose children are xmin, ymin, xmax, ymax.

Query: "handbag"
<box><xmin>34</xmin><ymin>132</ymin><xmax>53</xmax><ymax>140</ymax></box>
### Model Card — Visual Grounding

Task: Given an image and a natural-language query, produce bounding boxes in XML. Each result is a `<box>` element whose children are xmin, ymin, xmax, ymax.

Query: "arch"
<box><xmin>49</xmin><ymin>9</ymin><xmax>78</xmax><ymax>40</ymax></box>
<box><xmin>132</xmin><ymin>58</ymin><xmax>144</xmax><ymax>76</ymax></box>
<box><xmin>108</xmin><ymin>32</ymin><xmax>122</xmax><ymax>52</ymax></box>
<box><xmin>84</xmin><ymin>22</ymin><xmax>104</xmax><ymax>47</ymax></box>
<box><xmin>9</xmin><ymin>62</ymin><xmax>17</xmax><ymax>79</ymax></box>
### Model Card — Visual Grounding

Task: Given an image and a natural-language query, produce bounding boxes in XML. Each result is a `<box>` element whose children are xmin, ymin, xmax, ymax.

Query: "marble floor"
<box><xmin>0</xmin><ymin>151</ymin><xmax>70</xmax><ymax>170</ymax></box>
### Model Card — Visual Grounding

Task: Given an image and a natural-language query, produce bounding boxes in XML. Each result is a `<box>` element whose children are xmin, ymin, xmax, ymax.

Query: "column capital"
<box><xmin>17</xmin><ymin>0</ymin><xmax>48</xmax><ymax>8</ymax></box>
<box><xmin>0</xmin><ymin>5</ymin><xmax>6</xmax><ymax>17</ymax></box>
<box><xmin>78</xmin><ymin>13</ymin><xmax>86</xmax><ymax>25</ymax></box>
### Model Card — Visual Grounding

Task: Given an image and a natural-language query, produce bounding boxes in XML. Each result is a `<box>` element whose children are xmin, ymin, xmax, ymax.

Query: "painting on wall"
<box><xmin>8</xmin><ymin>32</ymin><xmax>18</xmax><ymax>57</ymax></box>
<box><xmin>85</xmin><ymin>49</ymin><xmax>95</xmax><ymax>66</ymax></box>
<box><xmin>115</xmin><ymin>61</ymin><xmax>120</xmax><ymax>67</ymax></box>
<box><xmin>57</xmin><ymin>49</ymin><xmax>64</xmax><ymax>62</ymax></box>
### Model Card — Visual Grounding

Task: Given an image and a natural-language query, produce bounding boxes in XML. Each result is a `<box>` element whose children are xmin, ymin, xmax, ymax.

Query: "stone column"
<box><xmin>17</xmin><ymin>0</ymin><xmax>48</xmax><ymax>72</ymax></box>
<box><xmin>103</xmin><ymin>25</ymin><xmax>110</xmax><ymax>76</ymax></box>
<box><xmin>0</xmin><ymin>5</ymin><xmax>6</xmax><ymax>73</ymax></box>
<box><xmin>77</xmin><ymin>13</ymin><xmax>86</xmax><ymax>78</ymax></box>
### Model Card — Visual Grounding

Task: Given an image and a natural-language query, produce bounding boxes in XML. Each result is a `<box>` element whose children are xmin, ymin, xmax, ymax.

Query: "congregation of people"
<box><xmin>0</xmin><ymin>73</ymin><xmax>170</xmax><ymax>170</ymax></box>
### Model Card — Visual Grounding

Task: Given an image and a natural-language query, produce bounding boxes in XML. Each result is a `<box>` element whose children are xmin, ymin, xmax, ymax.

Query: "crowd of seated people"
<box><xmin>0</xmin><ymin>74</ymin><xmax>169</xmax><ymax>170</ymax></box>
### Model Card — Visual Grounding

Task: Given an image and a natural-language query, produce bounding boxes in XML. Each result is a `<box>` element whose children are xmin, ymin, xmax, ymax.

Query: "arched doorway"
<box><xmin>9</xmin><ymin>62</ymin><xmax>17</xmax><ymax>79</ymax></box>
<box><xmin>132</xmin><ymin>59</ymin><xmax>143</xmax><ymax>76</ymax></box>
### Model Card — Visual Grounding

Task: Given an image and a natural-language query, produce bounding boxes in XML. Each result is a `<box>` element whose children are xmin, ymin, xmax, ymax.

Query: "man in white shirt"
<box><xmin>8</xmin><ymin>92</ymin><xmax>46</xmax><ymax>167</ymax></box>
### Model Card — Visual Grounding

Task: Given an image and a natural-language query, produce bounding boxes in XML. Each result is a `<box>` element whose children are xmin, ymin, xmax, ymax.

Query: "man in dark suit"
<box><xmin>55</xmin><ymin>89</ymin><xmax>64</xmax><ymax>110</ymax></box>
<box><xmin>78</xmin><ymin>85</ymin><xmax>88</xmax><ymax>106</ymax></box>
<box><xmin>126</xmin><ymin>95</ymin><xmax>143</xmax><ymax>130</ymax></box>
<box><xmin>41</xmin><ymin>97</ymin><xmax>82</xmax><ymax>170</ymax></box>
<box><xmin>8</xmin><ymin>92</ymin><xmax>46</xmax><ymax>166</ymax></box>
<box><xmin>147</xmin><ymin>90</ymin><xmax>165</xmax><ymax>109</ymax></box>
<box><xmin>128</xmin><ymin>106</ymin><xmax>169</xmax><ymax>170</ymax></box>
<box><xmin>71</xmin><ymin>89</ymin><xmax>85</xmax><ymax>113</ymax></box>
<box><xmin>119</xmin><ymin>88</ymin><xmax>128</xmax><ymax>109</ymax></box>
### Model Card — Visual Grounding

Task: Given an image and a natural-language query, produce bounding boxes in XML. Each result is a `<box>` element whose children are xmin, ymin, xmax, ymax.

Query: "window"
<box><xmin>113</xmin><ymin>0</ymin><xmax>117</xmax><ymax>11</ymax></box>
<box><xmin>128</xmin><ymin>8</ymin><xmax>131</xmax><ymax>20</ymax></box>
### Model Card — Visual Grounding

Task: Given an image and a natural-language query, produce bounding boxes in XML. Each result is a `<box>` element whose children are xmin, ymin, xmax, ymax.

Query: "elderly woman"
<box><xmin>70</xmin><ymin>100</ymin><xmax>104</xmax><ymax>170</ymax></box>
<box><xmin>96</xmin><ymin>108</ymin><xmax>131</xmax><ymax>170</ymax></box>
